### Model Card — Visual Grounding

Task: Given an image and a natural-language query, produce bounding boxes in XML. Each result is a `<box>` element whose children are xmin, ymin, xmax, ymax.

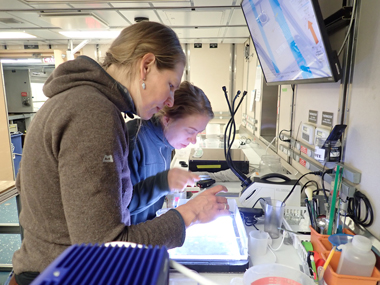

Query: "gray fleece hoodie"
<box><xmin>12</xmin><ymin>56</ymin><xmax>185</xmax><ymax>275</ymax></box>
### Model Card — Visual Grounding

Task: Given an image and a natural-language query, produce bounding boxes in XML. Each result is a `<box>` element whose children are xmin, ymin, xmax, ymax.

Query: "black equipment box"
<box><xmin>189</xmin><ymin>148</ymin><xmax>249</xmax><ymax>174</ymax></box>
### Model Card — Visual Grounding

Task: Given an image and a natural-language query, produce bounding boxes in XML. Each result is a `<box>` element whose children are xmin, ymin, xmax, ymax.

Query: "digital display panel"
<box><xmin>241</xmin><ymin>0</ymin><xmax>341</xmax><ymax>85</ymax></box>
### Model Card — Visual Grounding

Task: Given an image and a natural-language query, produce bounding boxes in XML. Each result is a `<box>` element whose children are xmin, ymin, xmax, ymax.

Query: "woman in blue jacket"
<box><xmin>128</xmin><ymin>81</ymin><xmax>214</xmax><ymax>224</ymax></box>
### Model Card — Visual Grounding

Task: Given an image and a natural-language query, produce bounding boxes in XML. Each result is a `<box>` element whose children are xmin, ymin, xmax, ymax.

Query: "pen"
<box><xmin>323</xmin><ymin>246</ymin><xmax>336</xmax><ymax>271</ymax></box>
<box><xmin>310</xmin><ymin>255</ymin><xmax>318</xmax><ymax>282</ymax></box>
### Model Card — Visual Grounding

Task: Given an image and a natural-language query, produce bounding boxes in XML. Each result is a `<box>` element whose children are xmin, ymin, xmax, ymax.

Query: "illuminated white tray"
<box><xmin>168</xmin><ymin>199</ymin><xmax>249</xmax><ymax>272</ymax></box>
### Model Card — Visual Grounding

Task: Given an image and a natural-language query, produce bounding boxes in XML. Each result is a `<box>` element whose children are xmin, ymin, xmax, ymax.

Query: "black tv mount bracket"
<box><xmin>324</xmin><ymin>5</ymin><xmax>353</xmax><ymax>34</ymax></box>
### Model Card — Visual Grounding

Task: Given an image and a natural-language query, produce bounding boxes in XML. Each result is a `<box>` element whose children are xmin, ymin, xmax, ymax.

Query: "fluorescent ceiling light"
<box><xmin>59</xmin><ymin>31</ymin><xmax>120</xmax><ymax>39</ymax></box>
<box><xmin>0</xmin><ymin>32</ymin><xmax>36</xmax><ymax>39</ymax></box>
<box><xmin>1</xmin><ymin>59</ymin><xmax>42</xmax><ymax>63</ymax></box>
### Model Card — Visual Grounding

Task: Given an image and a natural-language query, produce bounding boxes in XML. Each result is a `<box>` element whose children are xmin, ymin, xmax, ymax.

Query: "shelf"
<box><xmin>8</xmin><ymin>113</ymin><xmax>34</xmax><ymax>120</ymax></box>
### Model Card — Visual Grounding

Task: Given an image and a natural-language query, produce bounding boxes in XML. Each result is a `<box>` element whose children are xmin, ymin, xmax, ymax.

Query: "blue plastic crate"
<box><xmin>31</xmin><ymin>244</ymin><xmax>169</xmax><ymax>285</ymax></box>
<box><xmin>11</xmin><ymin>133</ymin><xmax>23</xmax><ymax>177</ymax></box>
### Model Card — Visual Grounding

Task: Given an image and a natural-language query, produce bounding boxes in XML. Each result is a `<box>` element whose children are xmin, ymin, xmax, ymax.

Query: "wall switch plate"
<box><xmin>315</xmin><ymin>126</ymin><xmax>330</xmax><ymax>146</ymax></box>
<box><xmin>301</xmin><ymin>123</ymin><xmax>315</xmax><ymax>145</ymax></box>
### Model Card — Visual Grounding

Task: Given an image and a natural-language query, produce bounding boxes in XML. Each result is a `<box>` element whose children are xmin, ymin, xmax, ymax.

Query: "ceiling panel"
<box><xmin>0</xmin><ymin>0</ymin><xmax>32</xmax><ymax>9</ymax></box>
<box><xmin>0</xmin><ymin>0</ymin><xmax>250</xmax><ymax>46</ymax></box>
<box><xmin>0</xmin><ymin>12</ymin><xmax>42</xmax><ymax>28</ymax></box>
<box><xmin>70</xmin><ymin>3</ymin><xmax>112</xmax><ymax>8</ymax></box>
<box><xmin>21</xmin><ymin>29</ymin><xmax>68</xmax><ymax>40</ymax></box>
<box><xmin>118</xmin><ymin>10</ymin><xmax>162</xmax><ymax>24</ymax></box>
<box><xmin>29</xmin><ymin>4</ymin><xmax>71</xmax><ymax>9</ymax></box>
<box><xmin>151</xmin><ymin>1</ymin><xmax>191</xmax><ymax>7</ymax></box>
<box><xmin>6</xmin><ymin>12</ymin><xmax>61</xmax><ymax>27</ymax></box>
<box><xmin>174</xmin><ymin>27</ymin><xmax>220</xmax><ymax>38</ymax></box>
<box><xmin>159</xmin><ymin>10</ymin><xmax>224</xmax><ymax>26</ymax></box>
<box><xmin>193</xmin><ymin>0</ymin><xmax>236</xmax><ymax>6</ymax></box>
<box><xmin>229</xmin><ymin>8</ymin><xmax>247</xmax><ymax>25</ymax></box>
<box><xmin>38</xmin><ymin>13</ymin><xmax>110</xmax><ymax>30</ymax></box>
<box><xmin>223</xmin><ymin>26</ymin><xmax>250</xmax><ymax>38</ymax></box>
<box><xmin>92</xmin><ymin>11</ymin><xmax>131</xmax><ymax>27</ymax></box>
<box><xmin>109</xmin><ymin>2</ymin><xmax>152</xmax><ymax>8</ymax></box>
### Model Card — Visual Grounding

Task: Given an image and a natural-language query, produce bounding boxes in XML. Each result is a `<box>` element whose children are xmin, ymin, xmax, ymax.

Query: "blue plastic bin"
<box><xmin>11</xmin><ymin>133</ymin><xmax>23</xmax><ymax>178</ymax></box>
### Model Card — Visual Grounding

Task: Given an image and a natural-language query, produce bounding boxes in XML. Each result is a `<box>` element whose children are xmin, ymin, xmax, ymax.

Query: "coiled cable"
<box><xmin>347</xmin><ymin>190</ymin><xmax>373</xmax><ymax>227</ymax></box>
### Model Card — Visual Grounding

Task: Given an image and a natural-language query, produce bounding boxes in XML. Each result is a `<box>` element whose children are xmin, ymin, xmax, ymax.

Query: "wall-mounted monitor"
<box><xmin>241</xmin><ymin>0</ymin><xmax>342</xmax><ymax>85</ymax></box>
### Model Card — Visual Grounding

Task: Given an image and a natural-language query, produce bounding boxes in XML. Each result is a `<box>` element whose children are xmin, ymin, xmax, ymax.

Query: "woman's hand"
<box><xmin>176</xmin><ymin>185</ymin><xmax>229</xmax><ymax>227</ymax></box>
<box><xmin>168</xmin><ymin>168</ymin><xmax>200</xmax><ymax>192</ymax></box>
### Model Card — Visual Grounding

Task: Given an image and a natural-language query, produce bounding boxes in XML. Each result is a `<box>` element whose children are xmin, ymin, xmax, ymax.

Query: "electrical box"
<box><xmin>314</xmin><ymin>126</ymin><xmax>330</xmax><ymax>146</ymax></box>
<box><xmin>4</xmin><ymin>69</ymin><xmax>34</xmax><ymax>113</ymax></box>
<box><xmin>301</xmin><ymin>123</ymin><xmax>315</xmax><ymax>145</ymax></box>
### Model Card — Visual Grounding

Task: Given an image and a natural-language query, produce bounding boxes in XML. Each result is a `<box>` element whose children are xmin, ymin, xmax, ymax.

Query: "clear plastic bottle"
<box><xmin>336</xmin><ymin>235</ymin><xmax>376</xmax><ymax>277</ymax></box>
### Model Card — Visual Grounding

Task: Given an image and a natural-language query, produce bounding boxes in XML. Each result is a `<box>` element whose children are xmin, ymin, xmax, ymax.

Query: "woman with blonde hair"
<box><xmin>9</xmin><ymin>21</ymin><xmax>229</xmax><ymax>285</ymax></box>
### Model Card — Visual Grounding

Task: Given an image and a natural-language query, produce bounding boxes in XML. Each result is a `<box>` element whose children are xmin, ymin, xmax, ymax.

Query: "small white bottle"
<box><xmin>336</xmin><ymin>235</ymin><xmax>376</xmax><ymax>277</ymax></box>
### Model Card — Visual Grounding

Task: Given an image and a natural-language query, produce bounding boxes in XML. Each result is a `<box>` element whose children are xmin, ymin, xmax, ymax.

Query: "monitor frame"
<box><xmin>241</xmin><ymin>0</ymin><xmax>342</xmax><ymax>86</ymax></box>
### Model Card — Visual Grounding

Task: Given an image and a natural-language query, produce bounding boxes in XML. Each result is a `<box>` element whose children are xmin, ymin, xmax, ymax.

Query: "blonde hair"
<box><xmin>155</xmin><ymin>81</ymin><xmax>214</xmax><ymax>121</ymax></box>
<box><xmin>102</xmin><ymin>21</ymin><xmax>186</xmax><ymax>80</ymax></box>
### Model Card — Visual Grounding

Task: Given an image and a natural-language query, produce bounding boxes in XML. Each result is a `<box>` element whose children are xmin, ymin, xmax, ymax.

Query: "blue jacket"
<box><xmin>127</xmin><ymin>116</ymin><xmax>174</xmax><ymax>224</ymax></box>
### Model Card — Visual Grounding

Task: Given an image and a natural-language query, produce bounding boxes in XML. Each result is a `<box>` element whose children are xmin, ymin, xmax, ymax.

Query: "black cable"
<box><xmin>239</xmin><ymin>198</ymin><xmax>265</xmax><ymax>228</ymax></box>
<box><xmin>319</xmin><ymin>160</ymin><xmax>327</xmax><ymax>196</ymax></box>
<box><xmin>300</xmin><ymin>180</ymin><xmax>319</xmax><ymax>194</ymax></box>
<box><xmin>222</xmin><ymin>87</ymin><xmax>249</xmax><ymax>185</ymax></box>
<box><xmin>224</xmin><ymin>111</ymin><xmax>245</xmax><ymax>182</ymax></box>
<box><xmin>312</xmin><ymin>188</ymin><xmax>330</xmax><ymax>196</ymax></box>
<box><xmin>232</xmin><ymin>91</ymin><xmax>249</xmax><ymax>184</ymax></box>
<box><xmin>347</xmin><ymin>190</ymin><xmax>373</xmax><ymax>227</ymax></box>
<box><xmin>226</xmin><ymin>91</ymin><xmax>240</xmax><ymax>171</ymax></box>
<box><xmin>222</xmin><ymin>87</ymin><xmax>245</xmax><ymax>182</ymax></box>
<box><xmin>240</xmin><ymin>212</ymin><xmax>259</xmax><ymax>229</ymax></box>
<box><xmin>282</xmin><ymin>171</ymin><xmax>323</xmax><ymax>204</ymax></box>
<box><xmin>252</xmin><ymin>197</ymin><xmax>266</xmax><ymax>208</ymax></box>
<box><xmin>320</xmin><ymin>168</ymin><xmax>334</xmax><ymax>203</ymax></box>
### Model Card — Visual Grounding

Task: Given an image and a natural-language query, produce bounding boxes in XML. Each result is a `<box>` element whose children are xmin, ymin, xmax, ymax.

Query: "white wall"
<box><xmin>82</xmin><ymin>44</ymin><xmax>111</xmax><ymax>63</ymax></box>
<box><xmin>277</xmin><ymin>85</ymin><xmax>293</xmax><ymax>162</ymax></box>
<box><xmin>242</xmin><ymin>38</ymin><xmax>259</xmax><ymax>135</ymax></box>
<box><xmin>188</xmin><ymin>43</ymin><xmax>244</xmax><ymax>124</ymax></box>
<box><xmin>343</xmin><ymin>0</ymin><xmax>380</xmax><ymax>238</ymax></box>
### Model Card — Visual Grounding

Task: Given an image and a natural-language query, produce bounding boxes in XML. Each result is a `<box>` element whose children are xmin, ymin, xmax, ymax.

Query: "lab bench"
<box><xmin>170</xmin><ymin>140</ymin><xmax>306</xmax><ymax>284</ymax></box>
<box><xmin>171</xmin><ymin>136</ymin><xmax>380</xmax><ymax>285</ymax></box>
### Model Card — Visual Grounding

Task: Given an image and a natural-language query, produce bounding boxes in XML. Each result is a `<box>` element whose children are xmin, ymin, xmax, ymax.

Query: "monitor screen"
<box><xmin>241</xmin><ymin>0</ymin><xmax>342</xmax><ymax>85</ymax></box>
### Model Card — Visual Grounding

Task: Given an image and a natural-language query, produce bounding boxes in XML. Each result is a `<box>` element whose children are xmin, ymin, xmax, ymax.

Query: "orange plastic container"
<box><xmin>309</xmin><ymin>226</ymin><xmax>380</xmax><ymax>283</ymax></box>
<box><xmin>310</xmin><ymin>226</ymin><xmax>330</xmax><ymax>253</ymax></box>
<box><xmin>310</xmin><ymin>226</ymin><xmax>355</xmax><ymax>253</ymax></box>
<box><xmin>322</xmin><ymin>250</ymin><xmax>380</xmax><ymax>285</ymax></box>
